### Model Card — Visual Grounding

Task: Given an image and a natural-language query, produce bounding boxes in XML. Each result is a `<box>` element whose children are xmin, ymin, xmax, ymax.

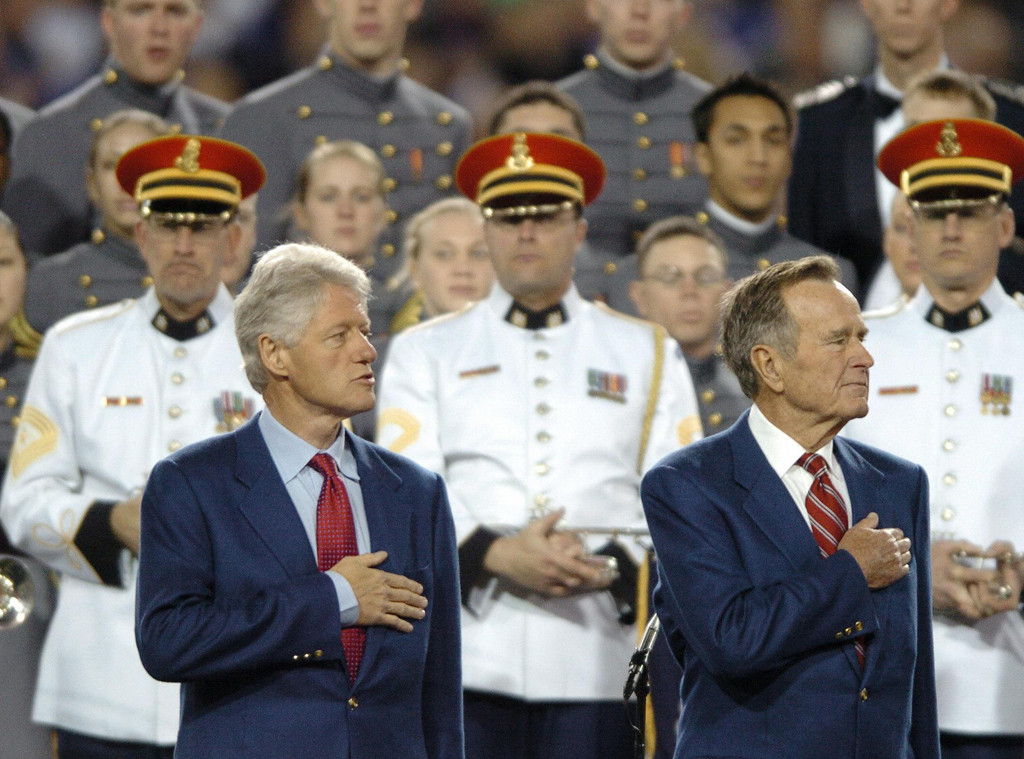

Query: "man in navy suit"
<box><xmin>135</xmin><ymin>243</ymin><xmax>464</xmax><ymax>759</ymax></box>
<box><xmin>641</xmin><ymin>255</ymin><xmax>940</xmax><ymax>759</ymax></box>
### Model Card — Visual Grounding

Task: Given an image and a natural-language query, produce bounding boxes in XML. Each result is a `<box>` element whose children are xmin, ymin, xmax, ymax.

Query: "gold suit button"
<box><xmin>633</xmin><ymin>168</ymin><xmax>647</xmax><ymax>181</ymax></box>
<box><xmin>757</xmin><ymin>258</ymin><xmax>770</xmax><ymax>271</ymax></box>
<box><xmin>168</xmin><ymin>440</ymin><xmax>182</xmax><ymax>452</ymax></box>
<box><xmin>860</xmin><ymin>688</ymin><xmax>868</xmax><ymax>702</ymax></box>
<box><xmin>948</xmin><ymin>338</ymin><xmax>962</xmax><ymax>351</ymax></box>
<box><xmin>318</xmin><ymin>55</ymin><xmax>333</xmax><ymax>71</ymax></box>
<box><xmin>855</xmin><ymin>621</ymin><xmax>863</xmax><ymax>631</ymax></box>
<box><xmin>835</xmin><ymin>631</ymin><xmax>844</xmax><ymax>640</ymax></box>
<box><xmin>941</xmin><ymin>507</ymin><xmax>955</xmax><ymax>521</ymax></box>
<box><xmin>708</xmin><ymin>412</ymin><xmax>723</xmax><ymax>428</ymax></box>
<box><xmin>5</xmin><ymin>395</ymin><xmax>17</xmax><ymax>408</ymax></box>
<box><xmin>535</xmin><ymin>462</ymin><xmax>551</xmax><ymax>476</ymax></box>
<box><xmin>436</xmin><ymin>111</ymin><xmax>453</xmax><ymax>126</ymax></box>
<box><xmin>534</xmin><ymin>377</ymin><xmax>549</xmax><ymax>387</ymax></box>
<box><xmin>92</xmin><ymin>228</ymin><xmax>106</xmax><ymax>244</ymax></box>
<box><xmin>536</xmin><ymin>403</ymin><xmax>551</xmax><ymax>415</ymax></box>
<box><xmin>10</xmin><ymin>416</ymin><xmax>19</xmax><ymax>428</ymax></box>
<box><xmin>633</xmin><ymin>112</ymin><xmax>649</xmax><ymax>126</ymax></box>
<box><xmin>436</xmin><ymin>141</ymin><xmax>453</xmax><ymax>156</ymax></box>
<box><xmin>174</xmin><ymin>347</ymin><xmax>187</xmax><ymax>358</ymax></box>
<box><xmin>293</xmin><ymin>654</ymin><xmax>301</xmax><ymax>661</ymax></box>
<box><xmin>942</xmin><ymin>473</ymin><xmax>956</xmax><ymax>486</ymax></box>
<box><xmin>103</xmin><ymin>69</ymin><xmax>118</xmax><ymax>86</ymax></box>
<box><xmin>945</xmin><ymin>369</ymin><xmax>960</xmax><ymax>383</ymax></box>
<box><xmin>633</xmin><ymin>198</ymin><xmax>648</xmax><ymax>213</ymax></box>
<box><xmin>701</xmin><ymin>389</ymin><xmax>715</xmax><ymax>404</ymax></box>
<box><xmin>534</xmin><ymin>493</ymin><xmax>550</xmax><ymax>508</ymax></box>
<box><xmin>385</xmin><ymin>210</ymin><xmax>399</xmax><ymax>224</ymax></box>
<box><xmin>535</xmin><ymin>350</ymin><xmax>550</xmax><ymax>360</ymax></box>
<box><xmin>348</xmin><ymin>697</ymin><xmax>359</xmax><ymax>709</ymax></box>
<box><xmin>381</xmin><ymin>144</ymin><xmax>397</xmax><ymax>158</ymax></box>
<box><xmin>85</xmin><ymin>295</ymin><xmax>99</xmax><ymax>308</ymax></box>
<box><xmin>168</xmin><ymin>405</ymin><xmax>182</xmax><ymax>419</ymax></box>
<box><xmin>944</xmin><ymin>404</ymin><xmax>957</xmax><ymax>417</ymax></box>
<box><xmin>637</xmin><ymin>136</ymin><xmax>651</xmax><ymax>150</ymax></box>
<box><xmin>314</xmin><ymin>650</ymin><xmax>323</xmax><ymax>657</ymax></box>
<box><xmin>79</xmin><ymin>275</ymin><xmax>92</xmax><ymax>288</ymax></box>
<box><xmin>435</xmin><ymin>175</ymin><xmax>453</xmax><ymax>191</ymax></box>
<box><xmin>603</xmin><ymin>262</ymin><xmax>617</xmax><ymax>275</ymax></box>
<box><xmin>171</xmin><ymin>372</ymin><xmax>184</xmax><ymax>385</ymax></box>
<box><xmin>537</xmin><ymin>431</ymin><xmax>551</xmax><ymax>443</ymax></box>
<box><xmin>0</xmin><ymin>377</ymin><xmax>7</xmax><ymax>390</ymax></box>
<box><xmin>844</xmin><ymin>627</ymin><xmax>853</xmax><ymax>636</ymax></box>
<box><xmin>315</xmin><ymin>135</ymin><xmax>328</xmax><ymax>147</ymax></box>
<box><xmin>380</xmin><ymin>243</ymin><xmax>396</xmax><ymax>258</ymax></box>
<box><xmin>382</xmin><ymin>177</ymin><xmax>398</xmax><ymax>193</ymax></box>
<box><xmin>378</xmin><ymin>111</ymin><xmax>394</xmax><ymax>126</ymax></box>
<box><xmin>91</xmin><ymin>117</ymin><xmax>106</xmax><ymax>133</ymax></box>
<box><xmin>296</xmin><ymin>105</ymin><xmax>312</xmax><ymax>119</ymax></box>
<box><xmin>942</xmin><ymin>439</ymin><xmax>955</xmax><ymax>452</ymax></box>
<box><xmin>142</xmin><ymin>276</ymin><xmax>154</xmax><ymax>288</ymax></box>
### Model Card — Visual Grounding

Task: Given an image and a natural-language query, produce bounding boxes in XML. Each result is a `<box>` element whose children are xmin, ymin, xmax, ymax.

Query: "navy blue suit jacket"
<box><xmin>135</xmin><ymin>416</ymin><xmax>464</xmax><ymax>759</ymax></box>
<box><xmin>641</xmin><ymin>412</ymin><xmax>939</xmax><ymax>759</ymax></box>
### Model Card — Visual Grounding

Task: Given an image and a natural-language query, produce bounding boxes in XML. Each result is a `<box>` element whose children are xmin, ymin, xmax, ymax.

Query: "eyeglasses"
<box><xmin>911</xmin><ymin>195</ymin><xmax>1002</xmax><ymax>225</ymax></box>
<box><xmin>642</xmin><ymin>265</ymin><xmax>726</xmax><ymax>289</ymax></box>
<box><xmin>147</xmin><ymin>216</ymin><xmax>229</xmax><ymax>243</ymax></box>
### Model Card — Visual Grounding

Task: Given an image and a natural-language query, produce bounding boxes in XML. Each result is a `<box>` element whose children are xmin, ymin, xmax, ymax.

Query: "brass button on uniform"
<box><xmin>536</xmin><ymin>402</ymin><xmax>551</xmax><ymax>415</ymax></box>
<box><xmin>385</xmin><ymin>210</ymin><xmax>399</xmax><ymax>224</ymax></box>
<box><xmin>381</xmin><ymin>144</ymin><xmax>397</xmax><ymax>158</ymax></box>
<box><xmin>91</xmin><ymin>228</ymin><xmax>105</xmax><ymax>244</ymax></box>
<box><xmin>945</xmin><ymin>369</ymin><xmax>960</xmax><ymax>383</ymax></box>
<box><xmin>633</xmin><ymin>112</ymin><xmax>649</xmax><ymax>126</ymax></box>
<box><xmin>633</xmin><ymin>198</ymin><xmax>648</xmax><ymax>213</ymax></box>
<box><xmin>637</xmin><ymin>136</ymin><xmax>651</xmax><ymax>150</ymax></box>
<box><xmin>941</xmin><ymin>507</ymin><xmax>955</xmax><ymax>521</ymax></box>
<box><xmin>142</xmin><ymin>276</ymin><xmax>154</xmax><ymax>288</ymax></box>
<box><xmin>535</xmin><ymin>462</ymin><xmax>551</xmax><ymax>476</ymax></box>
<box><xmin>534</xmin><ymin>377</ymin><xmax>549</xmax><ymax>388</ymax></box>
<box><xmin>380</xmin><ymin>244</ymin><xmax>396</xmax><ymax>258</ymax></box>
<box><xmin>103</xmin><ymin>69</ymin><xmax>119</xmax><ymax>86</ymax></box>
<box><xmin>436</xmin><ymin>141</ymin><xmax>453</xmax><ymax>156</ymax></box>
<box><xmin>534</xmin><ymin>493</ymin><xmax>550</xmax><ymax>508</ymax></box>
<box><xmin>536</xmin><ymin>431</ymin><xmax>552</xmax><ymax>443</ymax></box>
<box><xmin>535</xmin><ymin>350</ymin><xmax>550</xmax><ymax>360</ymax></box>
<box><xmin>11</xmin><ymin>416</ymin><xmax>20</xmax><ymax>428</ymax></box>
<box><xmin>948</xmin><ymin>338</ymin><xmax>962</xmax><ymax>351</ymax></box>
<box><xmin>174</xmin><ymin>347</ymin><xmax>187</xmax><ymax>358</ymax></box>
<box><xmin>5</xmin><ymin>395</ymin><xmax>17</xmax><ymax>408</ymax></box>
<box><xmin>171</xmin><ymin>372</ymin><xmax>184</xmax><ymax>385</ymax></box>
<box><xmin>603</xmin><ymin>262</ymin><xmax>617</xmax><ymax>275</ymax></box>
<box><xmin>942</xmin><ymin>473</ymin><xmax>956</xmax><ymax>486</ymax></box>
<box><xmin>377</xmin><ymin>111</ymin><xmax>394</xmax><ymax>126</ymax></box>
<box><xmin>315</xmin><ymin>135</ymin><xmax>328</xmax><ymax>146</ymax></box>
<box><xmin>708</xmin><ymin>412</ymin><xmax>723</xmax><ymax>428</ymax></box>
<box><xmin>80</xmin><ymin>274</ymin><xmax>94</xmax><ymax>288</ymax></box>
<box><xmin>85</xmin><ymin>295</ymin><xmax>99</xmax><ymax>308</ymax></box>
<box><xmin>844</xmin><ymin>626</ymin><xmax>852</xmax><ymax>636</ymax></box>
<box><xmin>757</xmin><ymin>258</ymin><xmax>770</xmax><ymax>271</ymax></box>
<box><xmin>633</xmin><ymin>168</ymin><xmax>647</xmax><ymax>181</ymax></box>
<box><xmin>348</xmin><ymin>697</ymin><xmax>359</xmax><ymax>709</ymax></box>
<box><xmin>318</xmin><ymin>55</ymin><xmax>333</xmax><ymax>70</ymax></box>
<box><xmin>168</xmin><ymin>440</ymin><xmax>182</xmax><ymax>452</ymax></box>
<box><xmin>944</xmin><ymin>404</ymin><xmax>957</xmax><ymax>417</ymax></box>
<box><xmin>382</xmin><ymin>177</ymin><xmax>398</xmax><ymax>193</ymax></box>
<box><xmin>436</xmin><ymin>111</ymin><xmax>453</xmax><ymax>126</ymax></box>
<box><xmin>701</xmin><ymin>389</ymin><xmax>715</xmax><ymax>404</ymax></box>
<box><xmin>942</xmin><ymin>439</ymin><xmax>955</xmax><ymax>452</ymax></box>
<box><xmin>584</xmin><ymin>54</ymin><xmax>599</xmax><ymax>70</ymax></box>
<box><xmin>168</xmin><ymin>405</ymin><xmax>182</xmax><ymax>419</ymax></box>
<box><xmin>435</xmin><ymin>175</ymin><xmax>453</xmax><ymax>191</ymax></box>
<box><xmin>296</xmin><ymin>105</ymin><xmax>312</xmax><ymax>119</ymax></box>
<box><xmin>0</xmin><ymin>377</ymin><xmax>7</xmax><ymax>390</ymax></box>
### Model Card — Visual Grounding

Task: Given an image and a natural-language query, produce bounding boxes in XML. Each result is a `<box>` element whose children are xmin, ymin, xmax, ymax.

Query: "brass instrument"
<box><xmin>0</xmin><ymin>555</ymin><xmax>34</xmax><ymax>629</ymax></box>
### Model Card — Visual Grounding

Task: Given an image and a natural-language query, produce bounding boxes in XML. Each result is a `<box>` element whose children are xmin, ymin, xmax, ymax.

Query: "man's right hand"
<box><xmin>481</xmin><ymin>510</ymin><xmax>611</xmax><ymax>597</ymax></box>
<box><xmin>838</xmin><ymin>512</ymin><xmax>911</xmax><ymax>589</ymax></box>
<box><xmin>330</xmin><ymin>551</ymin><xmax>427</xmax><ymax>633</ymax></box>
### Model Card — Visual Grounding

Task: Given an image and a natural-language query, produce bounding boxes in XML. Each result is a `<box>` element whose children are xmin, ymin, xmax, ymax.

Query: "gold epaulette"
<box><xmin>793</xmin><ymin>76</ymin><xmax>859</xmax><ymax>110</ymax></box>
<box><xmin>862</xmin><ymin>294</ymin><xmax>910</xmax><ymax>320</ymax></box>
<box><xmin>9</xmin><ymin>309</ymin><xmax>42</xmax><ymax>359</ymax></box>
<box><xmin>389</xmin><ymin>291</ymin><xmax>425</xmax><ymax>335</ymax></box>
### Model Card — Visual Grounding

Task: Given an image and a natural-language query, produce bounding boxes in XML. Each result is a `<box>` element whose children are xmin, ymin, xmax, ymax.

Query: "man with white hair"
<box><xmin>135</xmin><ymin>242</ymin><xmax>463</xmax><ymax>759</ymax></box>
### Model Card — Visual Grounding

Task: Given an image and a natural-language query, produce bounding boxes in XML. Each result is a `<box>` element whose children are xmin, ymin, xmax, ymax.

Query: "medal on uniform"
<box><xmin>980</xmin><ymin>373</ymin><xmax>1012</xmax><ymax>416</ymax></box>
<box><xmin>214</xmin><ymin>391</ymin><xmax>255</xmax><ymax>432</ymax></box>
<box><xmin>669</xmin><ymin>141</ymin><xmax>689</xmax><ymax>179</ymax></box>
<box><xmin>587</xmin><ymin>369</ymin><xmax>628</xmax><ymax>404</ymax></box>
<box><xmin>409</xmin><ymin>147</ymin><xmax>423</xmax><ymax>184</ymax></box>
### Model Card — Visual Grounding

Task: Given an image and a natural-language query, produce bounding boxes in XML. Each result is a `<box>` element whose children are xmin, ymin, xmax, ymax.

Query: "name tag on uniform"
<box><xmin>459</xmin><ymin>364</ymin><xmax>500</xmax><ymax>379</ymax></box>
<box><xmin>102</xmin><ymin>396</ymin><xmax>144</xmax><ymax>406</ymax></box>
<box><xmin>878</xmin><ymin>386</ymin><xmax>918</xmax><ymax>396</ymax></box>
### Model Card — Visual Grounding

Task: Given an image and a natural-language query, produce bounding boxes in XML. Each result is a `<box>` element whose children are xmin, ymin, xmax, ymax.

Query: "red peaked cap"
<box><xmin>455</xmin><ymin>132</ymin><xmax>606</xmax><ymax>209</ymax></box>
<box><xmin>878</xmin><ymin>118</ymin><xmax>1024</xmax><ymax>200</ymax></box>
<box><xmin>116</xmin><ymin>135</ymin><xmax>266</xmax><ymax>210</ymax></box>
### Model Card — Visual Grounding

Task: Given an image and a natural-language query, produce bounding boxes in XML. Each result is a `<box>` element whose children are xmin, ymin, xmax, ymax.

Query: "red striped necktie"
<box><xmin>309</xmin><ymin>453</ymin><xmax>365</xmax><ymax>684</ymax></box>
<box><xmin>798</xmin><ymin>452</ymin><xmax>866</xmax><ymax>668</ymax></box>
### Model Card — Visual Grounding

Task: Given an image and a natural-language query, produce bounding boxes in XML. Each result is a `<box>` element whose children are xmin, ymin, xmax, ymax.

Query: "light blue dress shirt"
<box><xmin>257</xmin><ymin>408</ymin><xmax>370</xmax><ymax>626</ymax></box>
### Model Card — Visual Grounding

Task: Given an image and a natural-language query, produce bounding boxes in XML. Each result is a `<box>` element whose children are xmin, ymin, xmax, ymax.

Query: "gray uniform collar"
<box><xmin>591</xmin><ymin>48</ymin><xmax>676</xmax><ymax>101</ymax></box>
<box><xmin>103</xmin><ymin>58</ymin><xmax>182</xmax><ymax>117</ymax></box>
<box><xmin>319</xmin><ymin>47</ymin><xmax>400</xmax><ymax>102</ymax></box>
<box><xmin>97</xmin><ymin>232</ymin><xmax>148</xmax><ymax>273</ymax></box>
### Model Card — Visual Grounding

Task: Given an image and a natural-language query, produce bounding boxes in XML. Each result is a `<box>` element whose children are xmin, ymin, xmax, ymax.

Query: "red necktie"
<box><xmin>798</xmin><ymin>452</ymin><xmax>866</xmax><ymax>668</ymax></box>
<box><xmin>309</xmin><ymin>452</ymin><xmax>365</xmax><ymax>684</ymax></box>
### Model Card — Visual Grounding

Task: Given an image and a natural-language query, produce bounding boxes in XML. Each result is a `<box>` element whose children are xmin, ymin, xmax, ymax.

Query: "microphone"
<box><xmin>623</xmin><ymin>614</ymin><xmax>660</xmax><ymax>700</ymax></box>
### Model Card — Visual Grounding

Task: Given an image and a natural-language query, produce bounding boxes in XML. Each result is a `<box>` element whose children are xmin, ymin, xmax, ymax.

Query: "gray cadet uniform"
<box><xmin>1</xmin><ymin>97</ymin><xmax>35</xmax><ymax>138</ymax></box>
<box><xmin>697</xmin><ymin>204</ymin><xmax>862</xmax><ymax>298</ymax></box>
<box><xmin>574</xmin><ymin>240</ymin><xmax>639</xmax><ymax>315</ymax></box>
<box><xmin>558</xmin><ymin>51</ymin><xmax>711</xmax><ymax>260</ymax></box>
<box><xmin>2</xmin><ymin>63</ymin><xmax>226</xmax><ymax>257</ymax></box>
<box><xmin>220</xmin><ymin>50</ymin><xmax>472</xmax><ymax>280</ymax></box>
<box><xmin>683</xmin><ymin>348</ymin><xmax>749</xmax><ymax>435</ymax></box>
<box><xmin>23</xmin><ymin>231</ymin><xmax>150</xmax><ymax>344</ymax></box>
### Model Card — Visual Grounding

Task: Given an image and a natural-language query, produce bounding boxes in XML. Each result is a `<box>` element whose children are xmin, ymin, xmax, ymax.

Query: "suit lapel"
<box><xmin>835</xmin><ymin>437</ymin><xmax>888</xmax><ymax>677</ymax></box>
<box><xmin>348</xmin><ymin>435</ymin><xmax>407</xmax><ymax>687</ymax></box>
<box><xmin>233</xmin><ymin>417</ymin><xmax>318</xmax><ymax>576</ymax></box>
<box><xmin>730</xmin><ymin>415</ymin><xmax>820</xmax><ymax>569</ymax></box>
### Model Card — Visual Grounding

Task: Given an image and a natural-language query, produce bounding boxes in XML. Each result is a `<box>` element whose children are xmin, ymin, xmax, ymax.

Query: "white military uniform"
<box><xmin>843</xmin><ymin>279</ymin><xmax>1024</xmax><ymax>734</ymax></box>
<box><xmin>377</xmin><ymin>284</ymin><xmax>702</xmax><ymax>701</ymax></box>
<box><xmin>0</xmin><ymin>285</ymin><xmax>260</xmax><ymax>745</ymax></box>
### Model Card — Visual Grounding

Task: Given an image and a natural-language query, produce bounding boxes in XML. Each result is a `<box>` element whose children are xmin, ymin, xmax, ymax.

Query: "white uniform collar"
<box><xmin>139</xmin><ymin>283</ymin><xmax>235</xmax><ymax>325</ymax></box>
<box><xmin>909</xmin><ymin>276</ymin><xmax>1008</xmax><ymax>325</ymax></box>
<box><xmin>485</xmin><ymin>282</ymin><xmax>584</xmax><ymax>323</ymax></box>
